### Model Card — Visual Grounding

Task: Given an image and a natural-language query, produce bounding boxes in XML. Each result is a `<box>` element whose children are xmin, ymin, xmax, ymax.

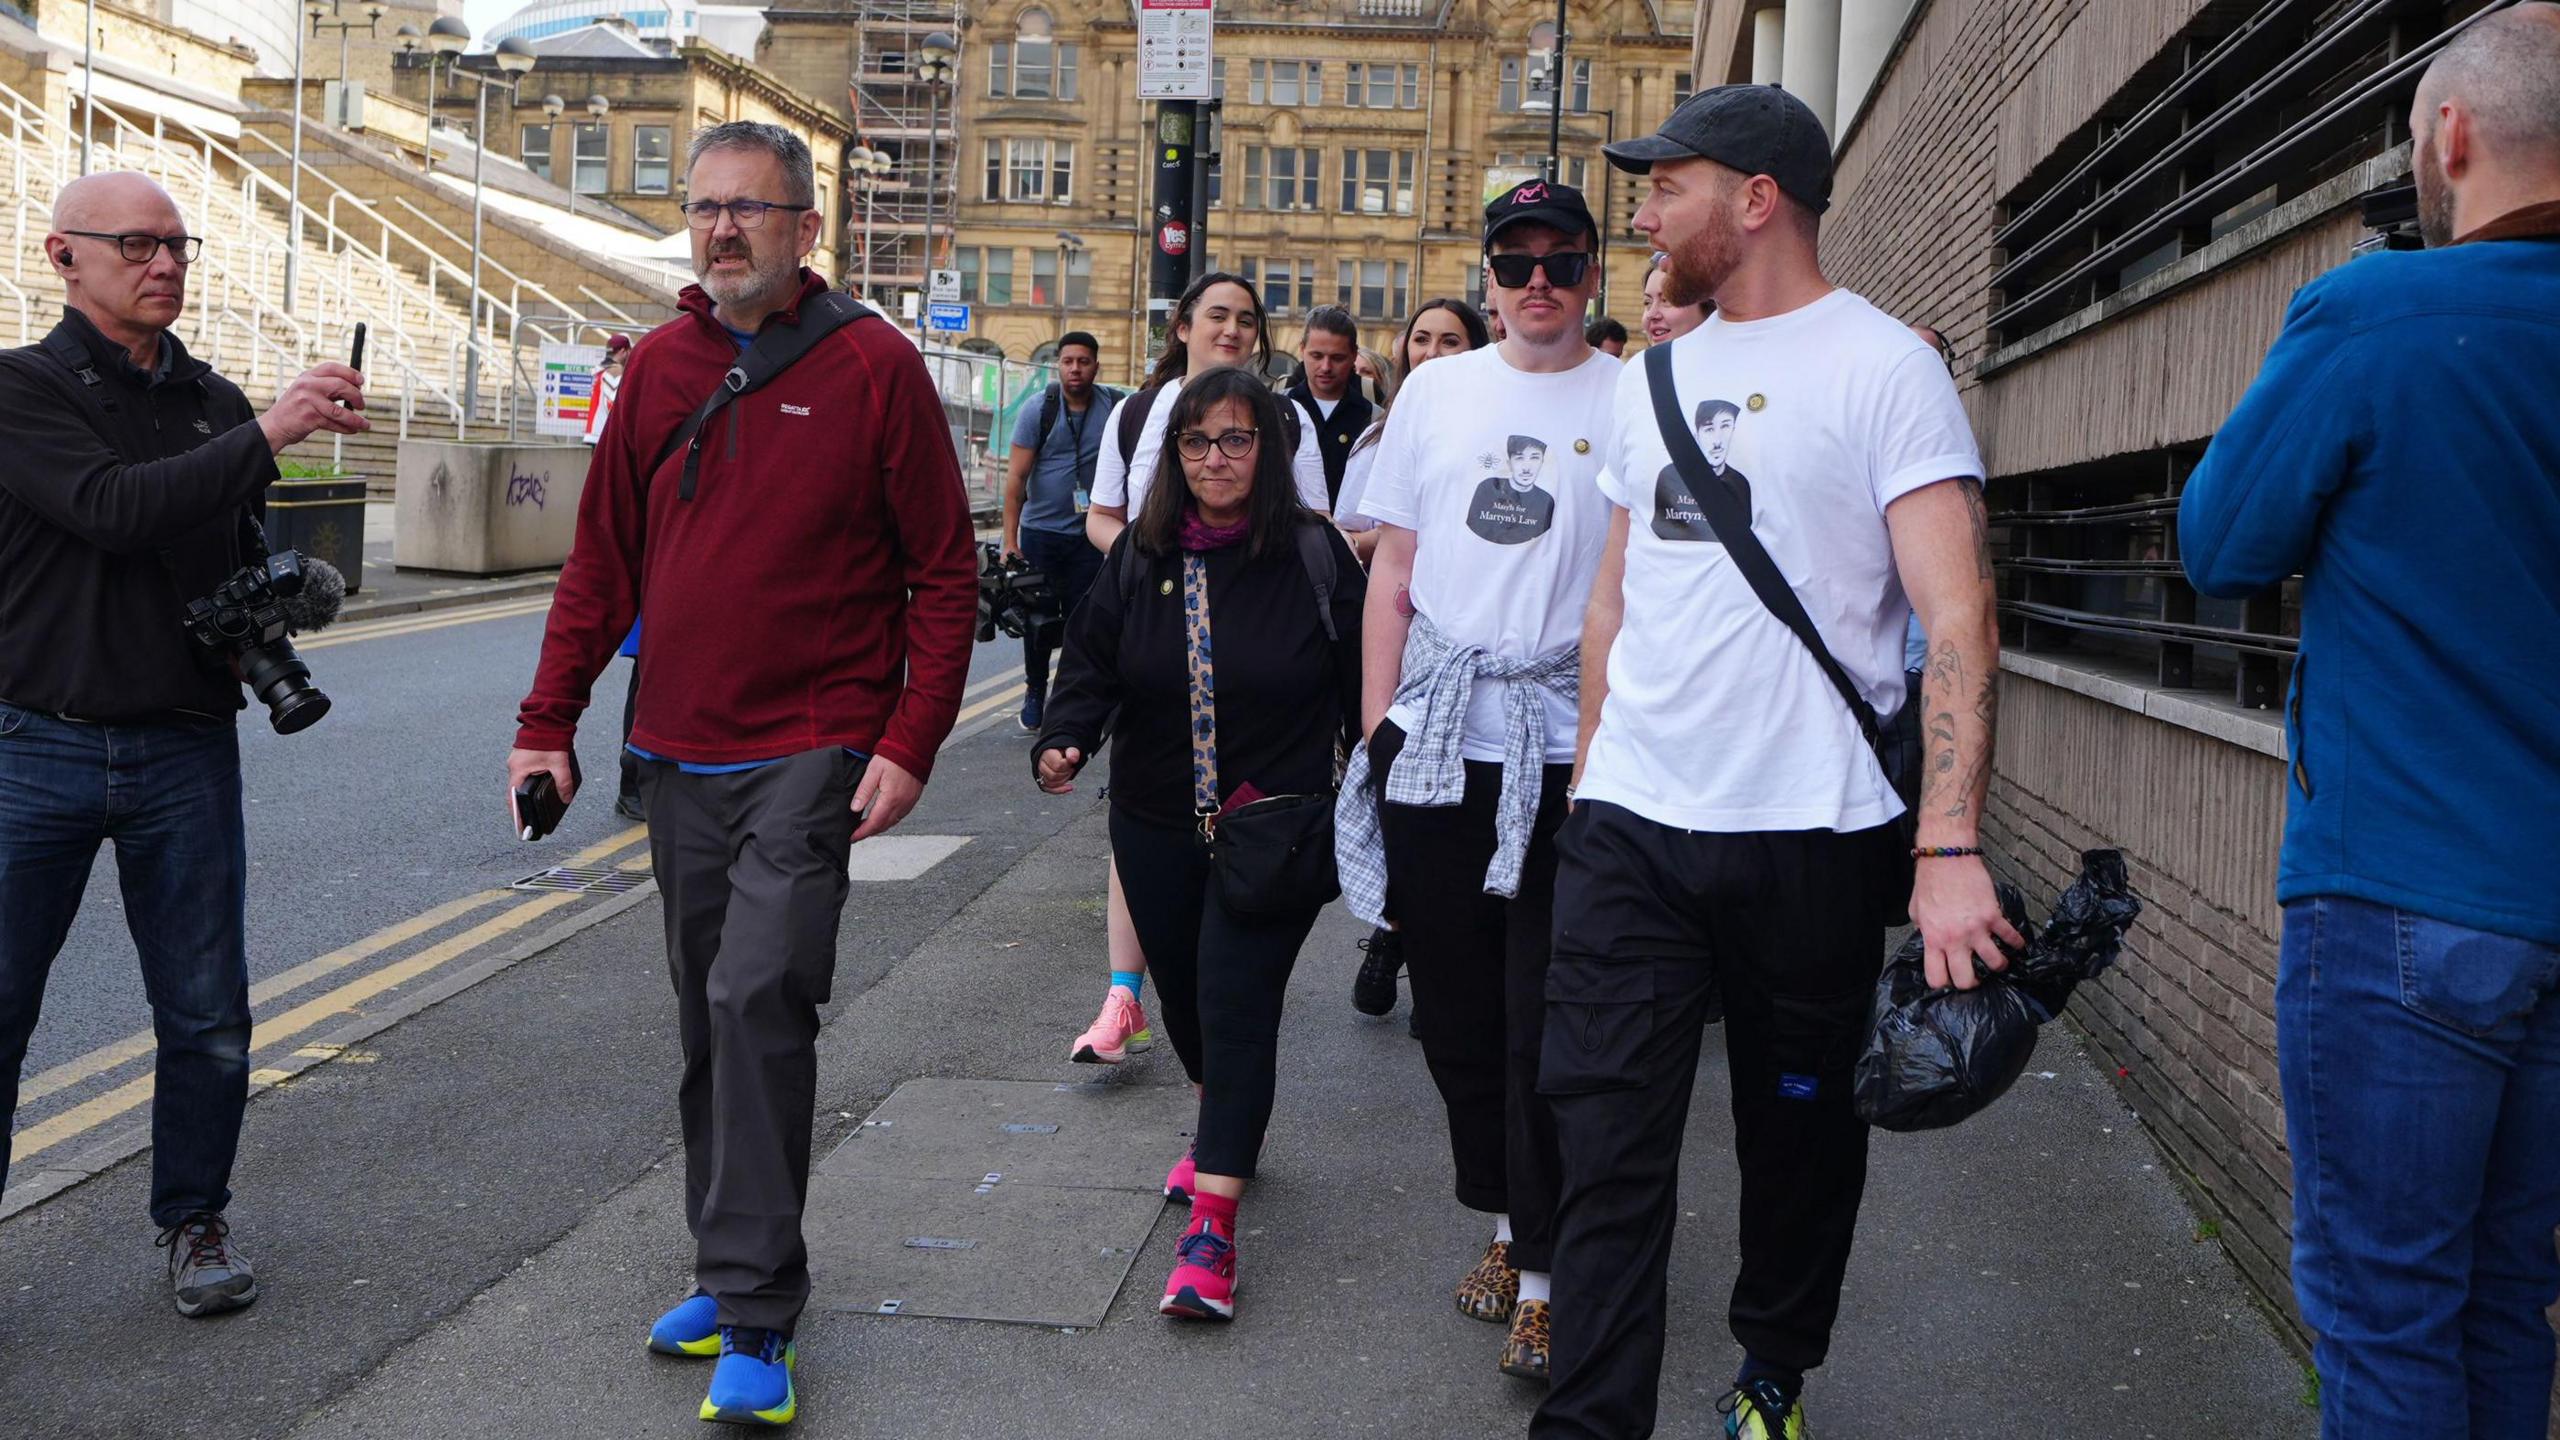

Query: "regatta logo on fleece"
<box><xmin>779</xmin><ymin>402</ymin><xmax>812</xmax><ymax>416</ymax></box>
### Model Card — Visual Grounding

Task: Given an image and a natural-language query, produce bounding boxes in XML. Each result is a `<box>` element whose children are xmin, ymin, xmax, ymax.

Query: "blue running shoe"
<box><xmin>700</xmin><ymin>1326</ymin><xmax>797</xmax><ymax>1427</ymax></box>
<box><xmin>649</xmin><ymin>1292</ymin><xmax>721</xmax><ymax>1357</ymax></box>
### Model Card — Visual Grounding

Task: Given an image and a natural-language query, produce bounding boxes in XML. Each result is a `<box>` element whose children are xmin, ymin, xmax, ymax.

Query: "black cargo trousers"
<box><xmin>1531</xmin><ymin>799</ymin><xmax>1903</xmax><ymax>1439</ymax></box>
<box><xmin>639</xmin><ymin>745</ymin><xmax>864</xmax><ymax>1337</ymax></box>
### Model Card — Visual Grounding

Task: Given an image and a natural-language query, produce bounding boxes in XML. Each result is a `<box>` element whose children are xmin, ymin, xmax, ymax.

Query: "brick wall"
<box><xmin>1979</xmin><ymin>670</ymin><xmax>2298</xmax><ymax>1334</ymax></box>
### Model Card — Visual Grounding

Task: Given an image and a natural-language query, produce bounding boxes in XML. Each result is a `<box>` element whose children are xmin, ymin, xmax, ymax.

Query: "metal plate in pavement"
<box><xmin>814</xmin><ymin>1077</ymin><xmax>1196</xmax><ymax>1192</ymax></box>
<box><xmin>803</xmin><ymin>1175</ymin><xmax>1164</xmax><ymax>1328</ymax></box>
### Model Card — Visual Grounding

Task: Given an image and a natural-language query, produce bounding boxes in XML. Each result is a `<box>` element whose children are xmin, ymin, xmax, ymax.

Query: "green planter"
<box><xmin>264</xmin><ymin>476</ymin><xmax>368</xmax><ymax>593</ymax></box>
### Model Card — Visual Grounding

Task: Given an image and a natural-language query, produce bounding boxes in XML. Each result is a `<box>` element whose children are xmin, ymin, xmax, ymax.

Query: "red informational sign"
<box><xmin>1159</xmin><ymin>221</ymin><xmax>1191</xmax><ymax>255</ymax></box>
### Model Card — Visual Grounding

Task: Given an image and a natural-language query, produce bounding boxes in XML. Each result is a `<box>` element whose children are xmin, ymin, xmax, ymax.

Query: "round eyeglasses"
<box><xmin>1175</xmin><ymin>428</ymin><xmax>1258</xmax><ymax>461</ymax></box>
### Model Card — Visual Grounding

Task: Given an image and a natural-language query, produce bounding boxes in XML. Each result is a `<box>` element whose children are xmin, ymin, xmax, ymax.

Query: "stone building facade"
<box><xmin>763</xmin><ymin>0</ymin><xmax>1696</xmax><ymax>381</ymax></box>
<box><xmin>393</xmin><ymin>42</ymin><xmax>852</xmax><ymax>275</ymax></box>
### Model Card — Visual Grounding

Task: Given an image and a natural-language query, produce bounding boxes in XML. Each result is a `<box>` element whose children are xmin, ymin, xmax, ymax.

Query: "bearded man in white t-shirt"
<box><xmin>1531</xmin><ymin>87</ymin><xmax>2023</xmax><ymax>1440</ymax></box>
<box><xmin>1336</xmin><ymin>178</ymin><xmax>1622</xmax><ymax>1387</ymax></box>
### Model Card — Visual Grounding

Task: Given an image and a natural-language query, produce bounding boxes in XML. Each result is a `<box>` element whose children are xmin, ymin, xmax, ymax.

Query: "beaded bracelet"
<box><xmin>1911</xmin><ymin>845</ymin><xmax>1985</xmax><ymax>859</ymax></box>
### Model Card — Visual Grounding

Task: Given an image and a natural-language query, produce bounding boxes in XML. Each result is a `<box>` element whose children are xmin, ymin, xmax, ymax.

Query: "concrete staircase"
<box><xmin>0</xmin><ymin>78</ymin><xmax>671</xmax><ymax>488</ymax></box>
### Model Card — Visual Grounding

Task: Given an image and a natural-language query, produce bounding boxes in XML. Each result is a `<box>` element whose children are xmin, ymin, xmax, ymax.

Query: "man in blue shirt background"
<box><xmin>1001</xmin><ymin>331</ymin><xmax>1121</xmax><ymax>731</ymax></box>
<box><xmin>2180</xmin><ymin>8</ymin><xmax>2560</xmax><ymax>1435</ymax></box>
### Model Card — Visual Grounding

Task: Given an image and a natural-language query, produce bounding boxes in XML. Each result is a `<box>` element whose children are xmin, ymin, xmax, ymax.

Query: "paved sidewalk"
<box><xmin>274</xmin><ymin>807</ymin><xmax>2315</xmax><ymax>1440</ymax></box>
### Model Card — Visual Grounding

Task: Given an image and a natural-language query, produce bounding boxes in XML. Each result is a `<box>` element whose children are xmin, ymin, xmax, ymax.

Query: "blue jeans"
<box><xmin>2280</xmin><ymin>895</ymin><xmax>2560</xmax><ymax>1438</ymax></box>
<box><xmin>0</xmin><ymin>703</ymin><xmax>251</xmax><ymax>1226</ymax></box>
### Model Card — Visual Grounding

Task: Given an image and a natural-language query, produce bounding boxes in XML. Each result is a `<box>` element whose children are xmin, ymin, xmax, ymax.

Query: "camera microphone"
<box><xmin>281</xmin><ymin>555</ymin><xmax>346</xmax><ymax>634</ymax></box>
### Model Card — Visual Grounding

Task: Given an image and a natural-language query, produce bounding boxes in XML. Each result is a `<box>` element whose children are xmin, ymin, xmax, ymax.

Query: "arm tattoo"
<box><xmin>1960</xmin><ymin>480</ymin><xmax>1993</xmax><ymax>581</ymax></box>
<box><xmin>1918</xmin><ymin>638</ymin><xmax>1996</xmax><ymax>822</ymax></box>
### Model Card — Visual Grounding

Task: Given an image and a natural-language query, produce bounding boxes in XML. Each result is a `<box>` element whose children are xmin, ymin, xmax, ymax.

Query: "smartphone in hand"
<box><xmin>513</xmin><ymin>772</ymin><xmax>568</xmax><ymax>842</ymax></box>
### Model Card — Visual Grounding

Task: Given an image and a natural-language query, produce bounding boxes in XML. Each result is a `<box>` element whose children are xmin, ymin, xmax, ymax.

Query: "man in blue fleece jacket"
<box><xmin>2180</xmin><ymin>8</ymin><xmax>2560</xmax><ymax>1436</ymax></box>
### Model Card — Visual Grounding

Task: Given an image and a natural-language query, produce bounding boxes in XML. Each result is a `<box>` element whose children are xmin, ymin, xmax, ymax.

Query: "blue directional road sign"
<box><xmin>927</xmin><ymin>302</ymin><xmax>970</xmax><ymax>332</ymax></box>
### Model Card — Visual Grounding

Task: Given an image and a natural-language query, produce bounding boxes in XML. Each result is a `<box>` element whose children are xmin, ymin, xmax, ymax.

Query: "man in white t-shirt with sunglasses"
<box><xmin>1533</xmin><ymin>86</ymin><xmax>2019</xmax><ymax>1440</ymax></box>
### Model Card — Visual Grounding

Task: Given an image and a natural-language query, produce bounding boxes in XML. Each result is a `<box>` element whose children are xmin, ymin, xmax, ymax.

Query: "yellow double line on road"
<box><xmin>6</xmin><ymin>825</ymin><xmax>647</xmax><ymax>1168</ymax></box>
<box><xmin>9</xmin><ymin>665</ymin><xmax>1024</xmax><ymax>1170</ymax></box>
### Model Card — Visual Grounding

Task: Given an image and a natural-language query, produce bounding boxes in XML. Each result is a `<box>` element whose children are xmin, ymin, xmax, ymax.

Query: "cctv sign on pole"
<box><xmin>1138</xmin><ymin>0</ymin><xmax>1213</xmax><ymax>101</ymax></box>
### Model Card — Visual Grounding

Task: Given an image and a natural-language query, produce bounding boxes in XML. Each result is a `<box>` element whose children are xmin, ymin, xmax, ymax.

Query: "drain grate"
<box><xmin>510</xmin><ymin>863</ymin><xmax>652</xmax><ymax>895</ymax></box>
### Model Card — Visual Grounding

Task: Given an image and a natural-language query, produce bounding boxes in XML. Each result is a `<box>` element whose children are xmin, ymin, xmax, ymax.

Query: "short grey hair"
<box><xmin>686</xmin><ymin>121</ymin><xmax>816</xmax><ymax>208</ymax></box>
<box><xmin>2420</xmin><ymin>3</ymin><xmax>2560</xmax><ymax>157</ymax></box>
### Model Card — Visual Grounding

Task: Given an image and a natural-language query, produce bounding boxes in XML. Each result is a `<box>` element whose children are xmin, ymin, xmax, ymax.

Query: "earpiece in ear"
<box><xmin>55</xmin><ymin>251</ymin><xmax>72</xmax><ymax>267</ymax></box>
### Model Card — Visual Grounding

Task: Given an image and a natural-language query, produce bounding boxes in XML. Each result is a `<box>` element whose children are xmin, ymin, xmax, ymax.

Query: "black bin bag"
<box><xmin>1853</xmin><ymin>849</ymin><xmax>2141</xmax><ymax>1132</ymax></box>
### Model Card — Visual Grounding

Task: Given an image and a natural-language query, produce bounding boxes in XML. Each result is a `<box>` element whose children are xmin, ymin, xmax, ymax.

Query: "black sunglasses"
<box><xmin>64</xmin><ymin>231</ymin><xmax>203</xmax><ymax>264</ymax></box>
<box><xmin>1486</xmin><ymin>250</ymin><xmax>1592</xmax><ymax>289</ymax></box>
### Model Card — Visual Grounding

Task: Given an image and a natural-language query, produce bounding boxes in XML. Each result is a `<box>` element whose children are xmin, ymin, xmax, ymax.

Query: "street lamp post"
<box><xmin>410</xmin><ymin>17</ymin><xmax>536</xmax><ymax>430</ymax></box>
<box><xmin>1543</xmin><ymin>0</ymin><xmax>1569</xmax><ymax>184</ymax></box>
<box><xmin>917</xmin><ymin>30</ymin><xmax>956</xmax><ymax>327</ymax></box>
<box><xmin>1055</xmin><ymin>230</ymin><xmax>1083</xmax><ymax>329</ymax></box>
<box><xmin>79</xmin><ymin>0</ymin><xmax>94</xmax><ymax>172</ymax></box>
<box><xmin>311</xmin><ymin>0</ymin><xmax>389</xmax><ymax>106</ymax></box>
<box><xmin>850</xmin><ymin>143</ymin><xmax>890</xmax><ymax>300</ymax></box>
<box><xmin>541</xmin><ymin>93</ymin><xmax>566</xmax><ymax>215</ymax></box>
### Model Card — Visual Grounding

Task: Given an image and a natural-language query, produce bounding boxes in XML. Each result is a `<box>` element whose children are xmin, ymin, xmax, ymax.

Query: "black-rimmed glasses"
<box><xmin>1487</xmin><ymin>251</ymin><xmax>1592</xmax><ymax>288</ymax></box>
<box><xmin>680</xmin><ymin>199</ymin><xmax>813</xmax><ymax>230</ymax></box>
<box><xmin>1175</xmin><ymin>428</ymin><xmax>1258</xmax><ymax>461</ymax></box>
<box><xmin>64</xmin><ymin>231</ymin><xmax>203</xmax><ymax>264</ymax></box>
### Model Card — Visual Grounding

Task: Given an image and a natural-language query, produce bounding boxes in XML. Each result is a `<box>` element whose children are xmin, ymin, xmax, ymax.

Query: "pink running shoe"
<box><xmin>1163</xmin><ymin>1146</ymin><xmax>1196</xmax><ymax>1204</ymax></box>
<box><xmin>1069</xmin><ymin>985</ymin><xmax>1153</xmax><ymax>1065</ymax></box>
<box><xmin>1158</xmin><ymin>1201</ymin><xmax>1237</xmax><ymax>1321</ymax></box>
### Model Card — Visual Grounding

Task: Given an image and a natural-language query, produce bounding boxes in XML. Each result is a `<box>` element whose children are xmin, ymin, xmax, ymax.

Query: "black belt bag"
<box><xmin>1207</xmin><ymin>790</ymin><xmax>1339</xmax><ymax>918</ymax></box>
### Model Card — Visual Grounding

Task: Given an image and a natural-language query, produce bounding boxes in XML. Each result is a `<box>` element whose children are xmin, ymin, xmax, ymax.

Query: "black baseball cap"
<box><xmin>1603</xmin><ymin>83</ymin><xmax>1834</xmax><ymax>214</ymax></box>
<box><xmin>1483</xmin><ymin>178</ymin><xmax>1598</xmax><ymax>249</ymax></box>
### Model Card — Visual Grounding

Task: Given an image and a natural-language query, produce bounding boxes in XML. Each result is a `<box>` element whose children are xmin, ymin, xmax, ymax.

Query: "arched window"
<box><xmin>1029</xmin><ymin>339</ymin><xmax>1060</xmax><ymax>365</ymax></box>
<box><xmin>991</xmin><ymin>8</ymin><xmax>1078</xmax><ymax>100</ymax></box>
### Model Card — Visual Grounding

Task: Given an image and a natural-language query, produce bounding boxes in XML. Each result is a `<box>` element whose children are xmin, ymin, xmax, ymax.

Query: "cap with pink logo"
<box><xmin>1483</xmin><ymin>178</ymin><xmax>1597</xmax><ymax>250</ymax></box>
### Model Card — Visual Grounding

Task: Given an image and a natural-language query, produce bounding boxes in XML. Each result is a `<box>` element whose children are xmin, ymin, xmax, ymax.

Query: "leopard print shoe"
<box><xmin>1454</xmin><ymin>1239</ymin><xmax>1519</xmax><ymax>1323</ymax></box>
<box><xmin>1499</xmin><ymin>1298</ymin><xmax>1551</xmax><ymax>1383</ymax></box>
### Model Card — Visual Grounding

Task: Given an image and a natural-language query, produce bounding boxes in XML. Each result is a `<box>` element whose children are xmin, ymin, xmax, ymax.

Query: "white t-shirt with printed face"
<box><xmin>1579</xmin><ymin>288</ymin><xmax>1983</xmax><ymax>833</ymax></box>
<box><xmin>1089</xmin><ymin>372</ymin><xmax>1331</xmax><ymax>516</ymax></box>
<box><xmin>1360</xmin><ymin>344</ymin><xmax>1622</xmax><ymax>764</ymax></box>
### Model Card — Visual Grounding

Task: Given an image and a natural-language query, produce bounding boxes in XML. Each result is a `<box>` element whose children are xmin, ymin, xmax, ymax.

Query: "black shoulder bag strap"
<box><xmin>651</xmin><ymin>291</ymin><xmax>877</xmax><ymax>500</ymax></box>
<box><xmin>1642</xmin><ymin>345</ymin><xmax>1885</xmax><ymax>753</ymax></box>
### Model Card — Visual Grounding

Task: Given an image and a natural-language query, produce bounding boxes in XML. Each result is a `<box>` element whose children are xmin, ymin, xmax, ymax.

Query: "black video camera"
<box><xmin>975</xmin><ymin>542</ymin><xmax>1059</xmax><ymax>643</ymax></box>
<box><xmin>181</xmin><ymin>550</ymin><xmax>344</xmax><ymax>734</ymax></box>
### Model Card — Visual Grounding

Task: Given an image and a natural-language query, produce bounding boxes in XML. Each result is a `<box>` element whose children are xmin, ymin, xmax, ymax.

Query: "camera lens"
<box><xmin>238</xmin><ymin>640</ymin><xmax>332</xmax><ymax>734</ymax></box>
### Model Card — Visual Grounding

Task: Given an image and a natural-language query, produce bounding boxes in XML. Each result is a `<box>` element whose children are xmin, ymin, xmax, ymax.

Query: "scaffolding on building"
<box><xmin>844</xmin><ymin>0</ymin><xmax>960</xmax><ymax>302</ymax></box>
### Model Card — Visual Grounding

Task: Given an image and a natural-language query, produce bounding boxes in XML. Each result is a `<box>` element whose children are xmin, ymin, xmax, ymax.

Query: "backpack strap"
<box><xmin>1033</xmin><ymin>381</ymin><xmax>1062</xmax><ymax>453</ymax></box>
<box><xmin>651</xmin><ymin>290</ymin><xmax>877</xmax><ymax>500</ymax></box>
<box><xmin>1116</xmin><ymin>384</ymin><xmax>1161</xmax><ymax>469</ymax></box>
<box><xmin>1294</xmin><ymin>519</ymin><xmax>1339</xmax><ymax>643</ymax></box>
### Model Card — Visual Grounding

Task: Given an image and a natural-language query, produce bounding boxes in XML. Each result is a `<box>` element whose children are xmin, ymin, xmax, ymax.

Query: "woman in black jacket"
<box><xmin>1033</xmin><ymin>366</ymin><xmax>1364</xmax><ymax>1324</ymax></box>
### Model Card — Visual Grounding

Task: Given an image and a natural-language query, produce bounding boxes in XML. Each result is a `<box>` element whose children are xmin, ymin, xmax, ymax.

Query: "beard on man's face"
<box><xmin>1660</xmin><ymin>197</ymin><xmax>1741</xmax><ymax>309</ymax></box>
<box><xmin>2414</xmin><ymin>141</ymin><xmax>2457</xmax><ymax>249</ymax></box>
<box><xmin>700</xmin><ymin>236</ymin><xmax>799</xmax><ymax>307</ymax></box>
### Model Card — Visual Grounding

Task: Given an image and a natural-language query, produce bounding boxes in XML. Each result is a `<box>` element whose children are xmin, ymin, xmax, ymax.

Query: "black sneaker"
<box><xmin>1353</xmin><ymin>927</ymin><xmax>1403</xmax><ymax>1016</ymax></box>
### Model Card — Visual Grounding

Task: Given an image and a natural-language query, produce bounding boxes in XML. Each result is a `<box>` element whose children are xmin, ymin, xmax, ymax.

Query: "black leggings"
<box><xmin>1109</xmin><ymin>808</ymin><xmax>1323</xmax><ymax>1180</ymax></box>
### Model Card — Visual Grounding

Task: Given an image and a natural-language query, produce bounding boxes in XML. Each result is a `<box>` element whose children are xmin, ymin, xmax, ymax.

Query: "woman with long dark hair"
<box><xmin>1034</xmin><ymin>367</ymin><xmax>1364</xmax><ymax>1323</ymax></box>
<box><xmin>1058</xmin><ymin>270</ymin><xmax>1332</xmax><ymax>1076</ymax></box>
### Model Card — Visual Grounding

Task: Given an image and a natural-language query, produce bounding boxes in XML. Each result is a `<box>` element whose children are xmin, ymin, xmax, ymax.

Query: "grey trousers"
<box><xmin>640</xmin><ymin>746</ymin><xmax>862</xmax><ymax>1335</ymax></box>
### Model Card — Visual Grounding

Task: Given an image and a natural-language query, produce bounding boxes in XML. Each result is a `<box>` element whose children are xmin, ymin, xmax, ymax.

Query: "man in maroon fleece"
<box><xmin>507</xmin><ymin>121</ymin><xmax>974</xmax><ymax>1422</ymax></box>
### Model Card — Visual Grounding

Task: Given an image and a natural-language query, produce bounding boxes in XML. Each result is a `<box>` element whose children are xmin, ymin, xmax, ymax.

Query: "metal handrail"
<box><xmin>0</xmin><ymin>271</ymin><xmax>30</xmax><ymax>347</ymax></box>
